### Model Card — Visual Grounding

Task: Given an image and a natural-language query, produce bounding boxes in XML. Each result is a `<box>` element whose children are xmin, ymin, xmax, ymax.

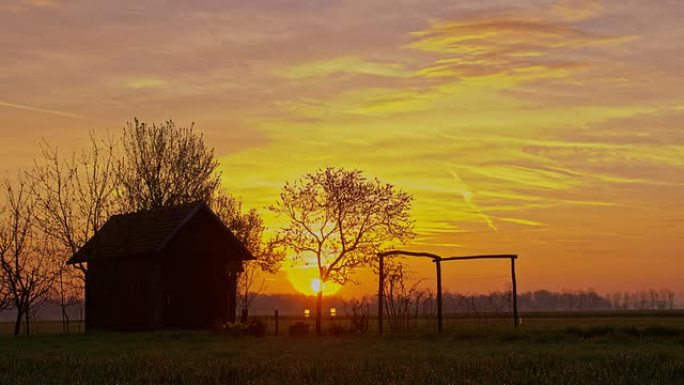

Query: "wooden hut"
<box><xmin>67</xmin><ymin>201</ymin><xmax>253</xmax><ymax>331</ymax></box>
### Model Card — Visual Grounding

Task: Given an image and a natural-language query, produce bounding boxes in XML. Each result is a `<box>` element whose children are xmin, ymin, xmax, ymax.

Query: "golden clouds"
<box><xmin>125</xmin><ymin>78</ymin><xmax>168</xmax><ymax>89</ymax></box>
<box><xmin>550</xmin><ymin>0</ymin><xmax>604</xmax><ymax>22</ymax></box>
<box><xmin>278</xmin><ymin>56</ymin><xmax>413</xmax><ymax>80</ymax></box>
<box><xmin>408</xmin><ymin>13</ymin><xmax>634</xmax><ymax>82</ymax></box>
<box><xmin>3</xmin><ymin>0</ymin><xmax>684</xmax><ymax>293</ymax></box>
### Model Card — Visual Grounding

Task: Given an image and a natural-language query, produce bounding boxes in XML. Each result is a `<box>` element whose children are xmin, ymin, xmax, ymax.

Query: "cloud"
<box><xmin>408</xmin><ymin>13</ymin><xmax>635</xmax><ymax>82</ymax></box>
<box><xmin>2</xmin><ymin>0</ymin><xmax>684</xmax><ymax>292</ymax></box>
<box><xmin>278</xmin><ymin>56</ymin><xmax>414</xmax><ymax>80</ymax></box>
<box><xmin>125</xmin><ymin>78</ymin><xmax>167</xmax><ymax>89</ymax></box>
<box><xmin>0</xmin><ymin>100</ymin><xmax>82</xmax><ymax>118</ymax></box>
<box><xmin>450</xmin><ymin>169</ymin><xmax>498</xmax><ymax>231</ymax></box>
<box><xmin>23</xmin><ymin>0</ymin><xmax>57</xmax><ymax>7</ymax></box>
<box><xmin>549</xmin><ymin>0</ymin><xmax>604</xmax><ymax>22</ymax></box>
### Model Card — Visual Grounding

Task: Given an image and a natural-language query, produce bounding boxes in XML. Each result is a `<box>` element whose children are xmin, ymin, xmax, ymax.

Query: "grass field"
<box><xmin>1</xmin><ymin>313</ymin><xmax>684</xmax><ymax>385</ymax></box>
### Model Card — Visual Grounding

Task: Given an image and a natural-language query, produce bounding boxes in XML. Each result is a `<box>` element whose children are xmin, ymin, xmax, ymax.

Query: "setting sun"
<box><xmin>285</xmin><ymin>266</ymin><xmax>342</xmax><ymax>296</ymax></box>
<box><xmin>311</xmin><ymin>278</ymin><xmax>322</xmax><ymax>293</ymax></box>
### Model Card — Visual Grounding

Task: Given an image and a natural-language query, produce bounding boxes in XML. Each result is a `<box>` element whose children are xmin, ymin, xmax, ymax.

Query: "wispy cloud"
<box><xmin>449</xmin><ymin>168</ymin><xmax>497</xmax><ymax>231</ymax></box>
<box><xmin>0</xmin><ymin>100</ymin><xmax>82</xmax><ymax>118</ymax></box>
<box><xmin>278</xmin><ymin>56</ymin><xmax>414</xmax><ymax>80</ymax></box>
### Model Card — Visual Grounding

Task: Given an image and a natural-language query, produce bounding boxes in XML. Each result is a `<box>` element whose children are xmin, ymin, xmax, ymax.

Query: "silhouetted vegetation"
<box><xmin>0</xmin><ymin>119</ymin><xmax>282</xmax><ymax>335</ymax></box>
<box><xmin>271</xmin><ymin>167</ymin><xmax>414</xmax><ymax>334</ymax></box>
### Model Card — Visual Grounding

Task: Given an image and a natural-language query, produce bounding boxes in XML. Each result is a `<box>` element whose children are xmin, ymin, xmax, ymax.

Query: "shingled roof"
<box><xmin>67</xmin><ymin>201</ymin><xmax>254</xmax><ymax>264</ymax></box>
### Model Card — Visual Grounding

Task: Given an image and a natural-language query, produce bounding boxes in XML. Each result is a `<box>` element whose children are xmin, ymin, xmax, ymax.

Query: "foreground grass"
<box><xmin>1</xmin><ymin>322</ymin><xmax>684</xmax><ymax>384</ymax></box>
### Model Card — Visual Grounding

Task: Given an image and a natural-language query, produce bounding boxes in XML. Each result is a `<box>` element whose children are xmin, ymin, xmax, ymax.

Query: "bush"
<box><xmin>219</xmin><ymin>319</ymin><xmax>267</xmax><ymax>337</ymax></box>
<box><xmin>222</xmin><ymin>322</ymin><xmax>248</xmax><ymax>337</ymax></box>
<box><xmin>244</xmin><ymin>318</ymin><xmax>267</xmax><ymax>337</ymax></box>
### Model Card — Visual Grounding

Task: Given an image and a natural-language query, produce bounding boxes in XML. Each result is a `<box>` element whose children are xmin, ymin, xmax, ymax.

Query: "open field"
<box><xmin>1</xmin><ymin>313</ymin><xmax>684</xmax><ymax>385</ymax></box>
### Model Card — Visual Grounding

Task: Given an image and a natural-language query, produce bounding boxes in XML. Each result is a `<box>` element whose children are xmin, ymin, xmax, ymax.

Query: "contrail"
<box><xmin>0</xmin><ymin>100</ymin><xmax>82</xmax><ymax>119</ymax></box>
<box><xmin>449</xmin><ymin>168</ymin><xmax>497</xmax><ymax>231</ymax></box>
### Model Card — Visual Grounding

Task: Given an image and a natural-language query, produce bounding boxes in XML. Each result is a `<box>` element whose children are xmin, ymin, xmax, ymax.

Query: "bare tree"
<box><xmin>32</xmin><ymin>134</ymin><xmax>117</xmax><ymax>271</ymax></box>
<box><xmin>0</xmin><ymin>203</ymin><xmax>10</xmax><ymax>313</ymax></box>
<box><xmin>382</xmin><ymin>260</ymin><xmax>424</xmax><ymax>333</ymax></box>
<box><xmin>213</xmin><ymin>191</ymin><xmax>284</xmax><ymax>321</ymax></box>
<box><xmin>0</xmin><ymin>277</ymin><xmax>9</xmax><ymax>313</ymax></box>
<box><xmin>0</xmin><ymin>177</ymin><xmax>60</xmax><ymax>335</ymax></box>
<box><xmin>116</xmin><ymin>119</ymin><xmax>221</xmax><ymax>211</ymax></box>
<box><xmin>271</xmin><ymin>167</ymin><xmax>414</xmax><ymax>334</ymax></box>
<box><xmin>344</xmin><ymin>296</ymin><xmax>370</xmax><ymax>333</ymax></box>
<box><xmin>31</xmin><ymin>134</ymin><xmax>118</xmax><ymax>331</ymax></box>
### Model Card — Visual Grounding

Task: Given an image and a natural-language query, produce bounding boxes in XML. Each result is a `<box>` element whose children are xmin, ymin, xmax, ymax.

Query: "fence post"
<box><xmin>435</xmin><ymin>258</ymin><xmax>443</xmax><ymax>333</ymax></box>
<box><xmin>511</xmin><ymin>257</ymin><xmax>519</xmax><ymax>328</ymax></box>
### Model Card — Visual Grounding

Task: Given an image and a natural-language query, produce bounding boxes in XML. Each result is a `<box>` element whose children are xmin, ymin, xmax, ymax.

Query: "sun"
<box><xmin>286</xmin><ymin>266</ymin><xmax>342</xmax><ymax>296</ymax></box>
<box><xmin>311</xmin><ymin>278</ymin><xmax>323</xmax><ymax>293</ymax></box>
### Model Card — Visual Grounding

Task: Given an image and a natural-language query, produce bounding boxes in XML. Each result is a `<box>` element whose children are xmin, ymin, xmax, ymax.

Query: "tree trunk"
<box><xmin>25</xmin><ymin>311</ymin><xmax>30</xmax><ymax>336</ymax></box>
<box><xmin>315</xmin><ymin>290</ymin><xmax>323</xmax><ymax>335</ymax></box>
<box><xmin>61</xmin><ymin>304</ymin><xmax>70</xmax><ymax>333</ymax></box>
<box><xmin>14</xmin><ymin>309</ymin><xmax>23</xmax><ymax>336</ymax></box>
<box><xmin>59</xmin><ymin>272</ymin><xmax>69</xmax><ymax>333</ymax></box>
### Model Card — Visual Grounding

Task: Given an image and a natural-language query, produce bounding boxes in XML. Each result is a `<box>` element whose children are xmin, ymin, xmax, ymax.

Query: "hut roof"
<box><xmin>67</xmin><ymin>201</ymin><xmax>254</xmax><ymax>264</ymax></box>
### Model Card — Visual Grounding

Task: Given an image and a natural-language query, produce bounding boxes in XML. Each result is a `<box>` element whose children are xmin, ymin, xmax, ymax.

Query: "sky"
<box><xmin>1</xmin><ymin>0</ymin><xmax>683</xmax><ymax>297</ymax></box>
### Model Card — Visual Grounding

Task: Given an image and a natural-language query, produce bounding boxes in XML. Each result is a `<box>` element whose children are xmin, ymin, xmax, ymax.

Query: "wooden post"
<box><xmin>435</xmin><ymin>258</ymin><xmax>443</xmax><ymax>333</ymax></box>
<box><xmin>378</xmin><ymin>253</ymin><xmax>384</xmax><ymax>335</ymax></box>
<box><xmin>274</xmin><ymin>310</ymin><xmax>279</xmax><ymax>337</ymax></box>
<box><xmin>511</xmin><ymin>257</ymin><xmax>519</xmax><ymax>328</ymax></box>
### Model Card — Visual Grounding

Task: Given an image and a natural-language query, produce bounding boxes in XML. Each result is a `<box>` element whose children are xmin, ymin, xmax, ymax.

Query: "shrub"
<box><xmin>244</xmin><ymin>318</ymin><xmax>267</xmax><ymax>337</ymax></box>
<box><xmin>222</xmin><ymin>322</ymin><xmax>248</xmax><ymax>337</ymax></box>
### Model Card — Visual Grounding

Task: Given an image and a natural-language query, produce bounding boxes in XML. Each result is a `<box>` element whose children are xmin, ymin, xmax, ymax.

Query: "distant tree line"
<box><xmin>607</xmin><ymin>289</ymin><xmax>677</xmax><ymax>310</ymax></box>
<box><xmin>3</xmin><ymin>288</ymin><xmax>680</xmax><ymax>327</ymax></box>
<box><xmin>233</xmin><ymin>289</ymin><xmax>683</xmax><ymax>317</ymax></box>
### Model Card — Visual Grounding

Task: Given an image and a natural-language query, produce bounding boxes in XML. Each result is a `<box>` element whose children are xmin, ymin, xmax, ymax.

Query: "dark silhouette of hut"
<box><xmin>67</xmin><ymin>201</ymin><xmax>253</xmax><ymax>331</ymax></box>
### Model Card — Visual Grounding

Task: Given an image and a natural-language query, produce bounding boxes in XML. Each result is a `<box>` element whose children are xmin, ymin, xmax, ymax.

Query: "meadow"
<box><xmin>1</xmin><ymin>313</ymin><xmax>683</xmax><ymax>385</ymax></box>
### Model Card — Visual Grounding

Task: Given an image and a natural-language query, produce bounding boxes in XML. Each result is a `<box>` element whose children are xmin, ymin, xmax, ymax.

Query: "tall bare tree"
<box><xmin>0</xmin><ymin>203</ymin><xmax>10</xmax><ymax>314</ymax></box>
<box><xmin>116</xmin><ymin>119</ymin><xmax>221</xmax><ymax>211</ymax></box>
<box><xmin>271</xmin><ymin>167</ymin><xmax>414</xmax><ymax>334</ymax></box>
<box><xmin>31</xmin><ymin>133</ymin><xmax>117</xmax><ymax>331</ymax></box>
<box><xmin>0</xmin><ymin>177</ymin><xmax>60</xmax><ymax>335</ymax></box>
<box><xmin>32</xmin><ymin>134</ymin><xmax>117</xmax><ymax>271</ymax></box>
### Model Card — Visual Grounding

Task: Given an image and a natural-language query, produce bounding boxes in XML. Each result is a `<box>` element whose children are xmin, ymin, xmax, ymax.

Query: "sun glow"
<box><xmin>286</xmin><ymin>266</ymin><xmax>343</xmax><ymax>296</ymax></box>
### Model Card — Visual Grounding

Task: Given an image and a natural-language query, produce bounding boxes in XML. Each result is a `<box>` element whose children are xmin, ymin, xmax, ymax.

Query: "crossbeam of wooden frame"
<box><xmin>377</xmin><ymin>250</ymin><xmax>519</xmax><ymax>334</ymax></box>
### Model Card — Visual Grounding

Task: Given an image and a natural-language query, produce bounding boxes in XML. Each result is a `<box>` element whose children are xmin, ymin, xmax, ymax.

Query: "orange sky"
<box><xmin>1</xmin><ymin>0</ymin><xmax>683</xmax><ymax>297</ymax></box>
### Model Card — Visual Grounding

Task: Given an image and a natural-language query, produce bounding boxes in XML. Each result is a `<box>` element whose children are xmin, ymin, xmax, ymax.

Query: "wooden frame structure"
<box><xmin>377</xmin><ymin>250</ymin><xmax>518</xmax><ymax>334</ymax></box>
